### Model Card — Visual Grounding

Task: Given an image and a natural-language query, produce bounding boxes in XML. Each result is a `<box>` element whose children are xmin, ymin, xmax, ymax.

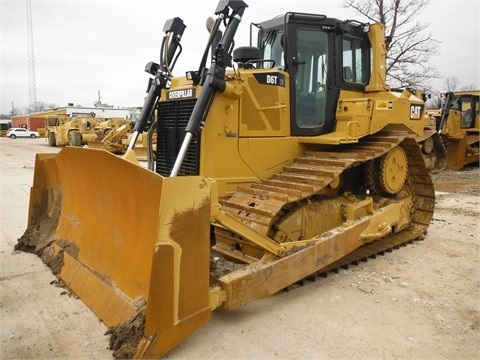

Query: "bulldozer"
<box><xmin>16</xmin><ymin>1</ymin><xmax>436</xmax><ymax>358</ymax></box>
<box><xmin>428</xmin><ymin>91</ymin><xmax>479</xmax><ymax>170</ymax></box>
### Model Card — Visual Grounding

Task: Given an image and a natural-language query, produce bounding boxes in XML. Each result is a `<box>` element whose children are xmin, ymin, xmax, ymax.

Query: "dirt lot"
<box><xmin>1</xmin><ymin>137</ymin><xmax>479</xmax><ymax>359</ymax></box>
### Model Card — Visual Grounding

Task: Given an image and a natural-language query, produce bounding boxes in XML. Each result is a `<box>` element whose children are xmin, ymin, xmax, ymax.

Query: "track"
<box><xmin>320</xmin><ymin>138</ymin><xmax>435</xmax><ymax>272</ymax></box>
<box><xmin>213</xmin><ymin>131</ymin><xmax>435</xmax><ymax>273</ymax></box>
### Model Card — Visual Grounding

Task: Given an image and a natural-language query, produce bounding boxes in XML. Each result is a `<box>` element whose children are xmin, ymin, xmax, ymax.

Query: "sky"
<box><xmin>1</xmin><ymin>0</ymin><xmax>479</xmax><ymax>115</ymax></box>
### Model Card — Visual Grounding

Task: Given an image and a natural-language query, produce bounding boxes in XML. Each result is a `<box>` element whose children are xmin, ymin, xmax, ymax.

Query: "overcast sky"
<box><xmin>1</xmin><ymin>0</ymin><xmax>479</xmax><ymax>114</ymax></box>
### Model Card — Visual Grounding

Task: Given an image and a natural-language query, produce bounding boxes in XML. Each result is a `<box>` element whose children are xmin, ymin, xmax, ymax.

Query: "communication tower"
<box><xmin>26</xmin><ymin>0</ymin><xmax>37</xmax><ymax>107</ymax></box>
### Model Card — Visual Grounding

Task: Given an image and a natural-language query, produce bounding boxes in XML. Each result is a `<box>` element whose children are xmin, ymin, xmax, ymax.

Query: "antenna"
<box><xmin>26</xmin><ymin>0</ymin><xmax>37</xmax><ymax>108</ymax></box>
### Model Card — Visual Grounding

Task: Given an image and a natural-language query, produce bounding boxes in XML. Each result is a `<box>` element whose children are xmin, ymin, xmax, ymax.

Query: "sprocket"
<box><xmin>379</xmin><ymin>146</ymin><xmax>408</xmax><ymax>194</ymax></box>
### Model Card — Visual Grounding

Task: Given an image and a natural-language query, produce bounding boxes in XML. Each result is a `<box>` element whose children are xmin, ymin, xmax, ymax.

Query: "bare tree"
<box><xmin>25</xmin><ymin>101</ymin><xmax>59</xmax><ymax>114</ymax></box>
<box><xmin>442</xmin><ymin>76</ymin><xmax>459</xmax><ymax>92</ymax></box>
<box><xmin>459</xmin><ymin>84</ymin><xmax>478</xmax><ymax>91</ymax></box>
<box><xmin>343</xmin><ymin>0</ymin><xmax>440</xmax><ymax>90</ymax></box>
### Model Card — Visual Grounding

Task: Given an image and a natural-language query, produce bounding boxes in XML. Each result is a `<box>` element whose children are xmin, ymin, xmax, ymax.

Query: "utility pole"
<box><xmin>26</xmin><ymin>0</ymin><xmax>37</xmax><ymax>109</ymax></box>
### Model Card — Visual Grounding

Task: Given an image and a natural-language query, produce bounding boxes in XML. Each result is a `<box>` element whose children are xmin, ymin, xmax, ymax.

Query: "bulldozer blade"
<box><xmin>17</xmin><ymin>147</ymin><xmax>212</xmax><ymax>358</ymax></box>
<box><xmin>445</xmin><ymin>136</ymin><xmax>467</xmax><ymax>171</ymax></box>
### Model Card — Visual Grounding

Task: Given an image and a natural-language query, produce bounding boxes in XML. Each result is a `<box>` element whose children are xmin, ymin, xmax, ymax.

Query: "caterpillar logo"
<box><xmin>167</xmin><ymin>88</ymin><xmax>196</xmax><ymax>100</ymax></box>
<box><xmin>410</xmin><ymin>104</ymin><xmax>424</xmax><ymax>120</ymax></box>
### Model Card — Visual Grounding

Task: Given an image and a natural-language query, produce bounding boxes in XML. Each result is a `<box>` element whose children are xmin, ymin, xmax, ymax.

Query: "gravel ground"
<box><xmin>1</xmin><ymin>137</ymin><xmax>479</xmax><ymax>359</ymax></box>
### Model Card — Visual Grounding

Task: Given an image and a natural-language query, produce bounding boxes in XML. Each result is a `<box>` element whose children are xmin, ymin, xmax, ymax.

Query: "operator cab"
<box><xmin>452</xmin><ymin>94</ymin><xmax>478</xmax><ymax>129</ymax></box>
<box><xmin>252</xmin><ymin>13</ymin><xmax>372</xmax><ymax>136</ymax></box>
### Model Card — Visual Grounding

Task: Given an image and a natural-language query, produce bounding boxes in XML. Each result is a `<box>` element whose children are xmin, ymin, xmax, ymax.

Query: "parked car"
<box><xmin>7</xmin><ymin>128</ymin><xmax>40</xmax><ymax>139</ymax></box>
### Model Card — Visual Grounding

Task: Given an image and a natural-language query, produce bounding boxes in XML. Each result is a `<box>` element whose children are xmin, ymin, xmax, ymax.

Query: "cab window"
<box><xmin>342</xmin><ymin>37</ymin><xmax>368</xmax><ymax>84</ymax></box>
<box><xmin>295</xmin><ymin>28</ymin><xmax>328</xmax><ymax>128</ymax></box>
<box><xmin>261</xmin><ymin>31</ymin><xmax>285</xmax><ymax>69</ymax></box>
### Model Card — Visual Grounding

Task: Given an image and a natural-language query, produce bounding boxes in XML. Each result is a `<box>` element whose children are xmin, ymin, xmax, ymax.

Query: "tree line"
<box><xmin>1</xmin><ymin>101</ymin><xmax>59</xmax><ymax>119</ymax></box>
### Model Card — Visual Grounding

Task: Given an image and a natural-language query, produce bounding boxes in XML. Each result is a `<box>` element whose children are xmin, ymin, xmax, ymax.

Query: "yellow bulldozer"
<box><xmin>16</xmin><ymin>2</ymin><xmax>436</xmax><ymax>358</ymax></box>
<box><xmin>428</xmin><ymin>91</ymin><xmax>479</xmax><ymax>170</ymax></box>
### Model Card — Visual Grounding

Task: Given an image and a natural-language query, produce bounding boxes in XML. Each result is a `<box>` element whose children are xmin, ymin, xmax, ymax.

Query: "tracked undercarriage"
<box><xmin>209</xmin><ymin>132</ymin><xmax>435</xmax><ymax>310</ymax></box>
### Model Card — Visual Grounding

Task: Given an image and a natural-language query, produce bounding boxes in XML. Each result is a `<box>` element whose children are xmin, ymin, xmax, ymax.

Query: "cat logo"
<box><xmin>167</xmin><ymin>88</ymin><xmax>196</xmax><ymax>100</ymax></box>
<box><xmin>410</xmin><ymin>104</ymin><xmax>424</xmax><ymax>120</ymax></box>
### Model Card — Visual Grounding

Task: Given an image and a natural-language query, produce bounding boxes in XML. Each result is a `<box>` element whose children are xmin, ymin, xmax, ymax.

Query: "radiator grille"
<box><xmin>155</xmin><ymin>99</ymin><xmax>200</xmax><ymax>176</ymax></box>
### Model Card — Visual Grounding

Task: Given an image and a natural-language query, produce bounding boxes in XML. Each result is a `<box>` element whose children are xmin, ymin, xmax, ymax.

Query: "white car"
<box><xmin>7</xmin><ymin>128</ymin><xmax>40</xmax><ymax>139</ymax></box>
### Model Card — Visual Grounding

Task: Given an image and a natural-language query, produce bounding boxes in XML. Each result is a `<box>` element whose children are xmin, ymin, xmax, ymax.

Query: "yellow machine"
<box><xmin>90</xmin><ymin>121</ymin><xmax>133</xmax><ymax>153</ymax></box>
<box><xmin>46</xmin><ymin>113</ymin><xmax>101</xmax><ymax>147</ymax></box>
<box><xmin>429</xmin><ymin>91</ymin><xmax>480</xmax><ymax>170</ymax></box>
<box><xmin>47</xmin><ymin>113</ymin><xmax>129</xmax><ymax>149</ymax></box>
<box><xmin>0</xmin><ymin>121</ymin><xmax>11</xmax><ymax>136</ymax></box>
<box><xmin>416</xmin><ymin>103</ymin><xmax>447</xmax><ymax>172</ymax></box>
<box><xmin>87</xmin><ymin>117</ymin><xmax>130</xmax><ymax>151</ymax></box>
<box><xmin>95</xmin><ymin>117</ymin><xmax>129</xmax><ymax>140</ymax></box>
<box><xmin>87</xmin><ymin>108</ymin><xmax>151</xmax><ymax>159</ymax></box>
<box><xmin>17</xmin><ymin>2</ymin><xmax>436</xmax><ymax>358</ymax></box>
